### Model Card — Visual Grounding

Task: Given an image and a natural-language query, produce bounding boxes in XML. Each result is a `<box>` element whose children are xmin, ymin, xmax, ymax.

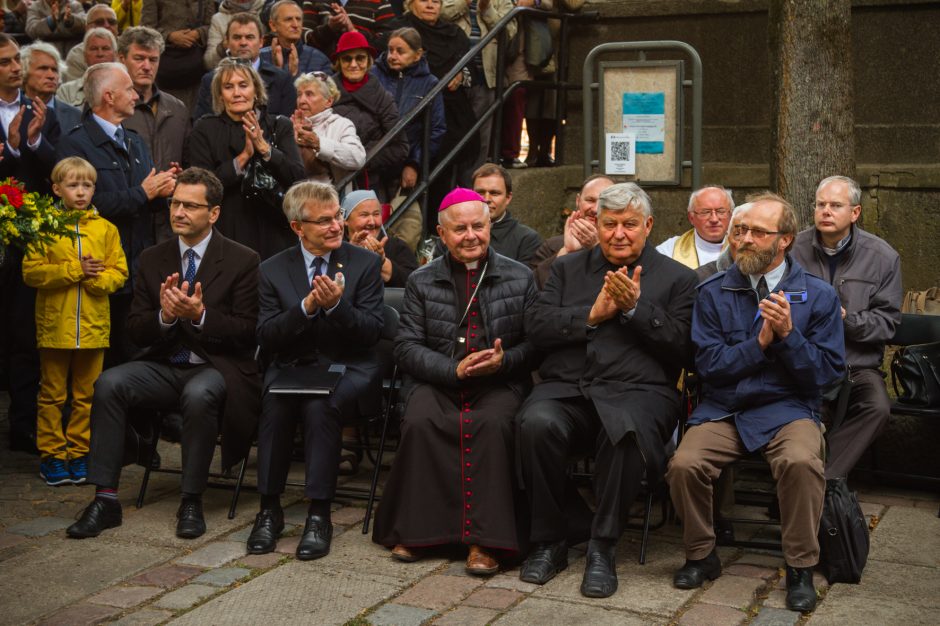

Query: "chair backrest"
<box><xmin>381</xmin><ymin>304</ymin><xmax>400</xmax><ymax>342</ymax></box>
<box><xmin>889</xmin><ymin>313</ymin><xmax>940</xmax><ymax>347</ymax></box>
<box><xmin>384</xmin><ymin>287</ymin><xmax>406</xmax><ymax>315</ymax></box>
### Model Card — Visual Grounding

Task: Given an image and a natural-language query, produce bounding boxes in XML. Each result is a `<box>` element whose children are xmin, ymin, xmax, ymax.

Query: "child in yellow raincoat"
<box><xmin>23</xmin><ymin>157</ymin><xmax>128</xmax><ymax>486</ymax></box>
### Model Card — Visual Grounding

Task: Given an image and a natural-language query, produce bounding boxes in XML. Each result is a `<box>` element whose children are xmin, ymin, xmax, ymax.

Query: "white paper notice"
<box><xmin>605</xmin><ymin>132</ymin><xmax>636</xmax><ymax>175</ymax></box>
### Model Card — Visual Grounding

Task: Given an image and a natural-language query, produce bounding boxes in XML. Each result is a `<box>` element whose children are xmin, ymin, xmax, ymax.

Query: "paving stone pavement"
<box><xmin>2</xmin><ymin>393</ymin><xmax>940</xmax><ymax>625</ymax></box>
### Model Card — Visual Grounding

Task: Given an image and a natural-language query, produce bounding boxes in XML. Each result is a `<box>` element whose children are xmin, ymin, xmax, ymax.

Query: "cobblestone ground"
<box><xmin>2</xmin><ymin>394</ymin><xmax>939</xmax><ymax>625</ymax></box>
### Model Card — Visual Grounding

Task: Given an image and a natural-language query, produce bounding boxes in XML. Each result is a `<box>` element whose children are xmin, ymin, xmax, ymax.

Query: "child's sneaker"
<box><xmin>69</xmin><ymin>456</ymin><xmax>88</xmax><ymax>484</ymax></box>
<box><xmin>39</xmin><ymin>458</ymin><xmax>70</xmax><ymax>486</ymax></box>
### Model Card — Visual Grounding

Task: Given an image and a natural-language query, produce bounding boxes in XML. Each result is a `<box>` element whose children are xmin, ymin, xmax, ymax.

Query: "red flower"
<box><xmin>0</xmin><ymin>184</ymin><xmax>24</xmax><ymax>209</ymax></box>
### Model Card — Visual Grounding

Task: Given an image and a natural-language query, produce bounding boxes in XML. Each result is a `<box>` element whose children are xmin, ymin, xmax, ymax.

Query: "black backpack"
<box><xmin>817</xmin><ymin>478</ymin><xmax>870</xmax><ymax>584</ymax></box>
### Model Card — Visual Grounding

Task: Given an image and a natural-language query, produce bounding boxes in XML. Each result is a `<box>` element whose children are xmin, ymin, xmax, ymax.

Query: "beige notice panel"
<box><xmin>600</xmin><ymin>61</ymin><xmax>682</xmax><ymax>185</ymax></box>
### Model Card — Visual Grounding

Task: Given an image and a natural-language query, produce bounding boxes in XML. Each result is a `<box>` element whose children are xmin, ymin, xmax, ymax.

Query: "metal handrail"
<box><xmin>333</xmin><ymin>7</ymin><xmax>598</xmax><ymax>232</ymax></box>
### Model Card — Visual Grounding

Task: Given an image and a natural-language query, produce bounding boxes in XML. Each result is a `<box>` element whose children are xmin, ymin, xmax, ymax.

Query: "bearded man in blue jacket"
<box><xmin>667</xmin><ymin>192</ymin><xmax>845</xmax><ymax>613</ymax></box>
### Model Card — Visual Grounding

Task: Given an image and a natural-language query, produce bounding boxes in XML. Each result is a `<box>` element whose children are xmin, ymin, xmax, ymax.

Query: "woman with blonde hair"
<box><xmin>188</xmin><ymin>58</ymin><xmax>305</xmax><ymax>259</ymax></box>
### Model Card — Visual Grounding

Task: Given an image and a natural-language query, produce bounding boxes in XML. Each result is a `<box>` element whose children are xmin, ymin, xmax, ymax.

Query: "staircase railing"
<box><xmin>333</xmin><ymin>6</ymin><xmax>599</xmax><ymax>235</ymax></box>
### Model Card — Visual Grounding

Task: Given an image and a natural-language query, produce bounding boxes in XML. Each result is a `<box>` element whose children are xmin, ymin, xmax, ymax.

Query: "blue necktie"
<box><xmin>311</xmin><ymin>256</ymin><xmax>325</xmax><ymax>286</ymax></box>
<box><xmin>170</xmin><ymin>249</ymin><xmax>197</xmax><ymax>364</ymax></box>
<box><xmin>113</xmin><ymin>126</ymin><xmax>126</xmax><ymax>150</ymax></box>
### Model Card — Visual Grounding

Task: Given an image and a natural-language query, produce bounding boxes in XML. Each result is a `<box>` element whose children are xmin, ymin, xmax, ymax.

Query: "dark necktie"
<box><xmin>113</xmin><ymin>126</ymin><xmax>126</xmax><ymax>150</ymax></box>
<box><xmin>311</xmin><ymin>256</ymin><xmax>325</xmax><ymax>287</ymax></box>
<box><xmin>756</xmin><ymin>275</ymin><xmax>770</xmax><ymax>301</ymax></box>
<box><xmin>169</xmin><ymin>249</ymin><xmax>197</xmax><ymax>364</ymax></box>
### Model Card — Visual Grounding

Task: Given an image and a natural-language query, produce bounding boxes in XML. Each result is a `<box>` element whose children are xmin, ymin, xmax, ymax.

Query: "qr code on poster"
<box><xmin>610</xmin><ymin>139</ymin><xmax>633</xmax><ymax>162</ymax></box>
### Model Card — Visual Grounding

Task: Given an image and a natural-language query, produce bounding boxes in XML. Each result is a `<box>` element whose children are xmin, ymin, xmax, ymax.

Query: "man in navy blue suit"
<box><xmin>192</xmin><ymin>12</ymin><xmax>296</xmax><ymax>121</ymax></box>
<box><xmin>56</xmin><ymin>61</ymin><xmax>180</xmax><ymax>363</ymax></box>
<box><xmin>246</xmin><ymin>181</ymin><xmax>384</xmax><ymax>560</ymax></box>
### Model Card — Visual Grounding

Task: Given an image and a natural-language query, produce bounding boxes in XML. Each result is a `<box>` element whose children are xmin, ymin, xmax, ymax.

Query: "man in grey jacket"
<box><xmin>791</xmin><ymin>175</ymin><xmax>903</xmax><ymax>479</ymax></box>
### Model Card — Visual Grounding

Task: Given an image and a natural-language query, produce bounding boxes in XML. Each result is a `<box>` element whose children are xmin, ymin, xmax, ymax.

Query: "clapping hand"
<box><xmin>603</xmin><ymin>265</ymin><xmax>641</xmax><ymax>312</ymax></box>
<box><xmin>303</xmin><ymin>273</ymin><xmax>344</xmax><ymax>314</ymax></box>
<box><xmin>80</xmin><ymin>254</ymin><xmax>104</xmax><ymax>279</ymax></box>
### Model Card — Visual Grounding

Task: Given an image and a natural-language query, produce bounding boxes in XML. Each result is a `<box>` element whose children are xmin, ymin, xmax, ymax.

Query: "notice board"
<box><xmin>598</xmin><ymin>60</ymin><xmax>683</xmax><ymax>185</ymax></box>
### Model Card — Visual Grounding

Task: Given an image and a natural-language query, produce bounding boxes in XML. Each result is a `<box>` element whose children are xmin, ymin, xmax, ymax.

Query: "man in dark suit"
<box><xmin>0</xmin><ymin>33</ymin><xmax>62</xmax><ymax>455</ymax></box>
<box><xmin>67</xmin><ymin>167</ymin><xmax>261</xmax><ymax>540</ymax></box>
<box><xmin>192</xmin><ymin>12</ymin><xmax>296</xmax><ymax>121</ymax></box>
<box><xmin>245</xmin><ymin>181</ymin><xmax>383</xmax><ymax>560</ymax></box>
<box><xmin>21</xmin><ymin>41</ymin><xmax>82</xmax><ymax>136</ymax></box>
<box><xmin>56</xmin><ymin>61</ymin><xmax>180</xmax><ymax>364</ymax></box>
<box><xmin>518</xmin><ymin>183</ymin><xmax>699</xmax><ymax>598</ymax></box>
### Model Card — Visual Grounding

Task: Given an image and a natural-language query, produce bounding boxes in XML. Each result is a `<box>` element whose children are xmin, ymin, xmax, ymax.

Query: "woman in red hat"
<box><xmin>331</xmin><ymin>30</ymin><xmax>409</xmax><ymax>200</ymax></box>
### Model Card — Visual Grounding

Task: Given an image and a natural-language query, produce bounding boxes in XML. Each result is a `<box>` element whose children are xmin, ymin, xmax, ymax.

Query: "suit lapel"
<box><xmin>287</xmin><ymin>246</ymin><xmax>312</xmax><ymax>301</ymax></box>
<box><xmin>194</xmin><ymin>230</ymin><xmax>223</xmax><ymax>288</ymax></box>
<box><xmin>159</xmin><ymin>238</ymin><xmax>182</xmax><ymax>285</ymax></box>
<box><xmin>328</xmin><ymin>243</ymin><xmax>348</xmax><ymax>281</ymax></box>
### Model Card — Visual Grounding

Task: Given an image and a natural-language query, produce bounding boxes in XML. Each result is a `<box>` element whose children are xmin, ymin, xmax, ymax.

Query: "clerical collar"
<box><xmin>694</xmin><ymin>230</ymin><xmax>724</xmax><ymax>253</ymax></box>
<box><xmin>464</xmin><ymin>260</ymin><xmax>479</xmax><ymax>270</ymax></box>
<box><xmin>821</xmin><ymin>232</ymin><xmax>852</xmax><ymax>256</ymax></box>
<box><xmin>491</xmin><ymin>211</ymin><xmax>507</xmax><ymax>224</ymax></box>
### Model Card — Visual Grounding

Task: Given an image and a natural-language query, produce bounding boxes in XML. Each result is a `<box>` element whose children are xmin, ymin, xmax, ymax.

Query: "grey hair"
<box><xmin>719</xmin><ymin>202</ymin><xmax>753</xmax><ymax>247</ymax></box>
<box><xmin>687</xmin><ymin>184</ymin><xmax>734</xmax><ymax>213</ymax></box>
<box><xmin>84</xmin><ymin>27</ymin><xmax>118</xmax><ymax>51</ymax></box>
<box><xmin>294</xmin><ymin>72</ymin><xmax>338</xmax><ymax>103</ymax></box>
<box><xmin>816</xmin><ymin>175</ymin><xmax>861</xmax><ymax>206</ymax></box>
<box><xmin>83</xmin><ymin>62</ymin><xmax>129</xmax><ymax>109</ymax></box>
<box><xmin>86</xmin><ymin>3</ymin><xmax>117</xmax><ymax>22</ymax></box>
<box><xmin>597</xmin><ymin>182</ymin><xmax>653</xmax><ymax>218</ymax></box>
<box><xmin>438</xmin><ymin>200</ymin><xmax>490</xmax><ymax>227</ymax></box>
<box><xmin>270</xmin><ymin>0</ymin><xmax>302</xmax><ymax>22</ymax></box>
<box><xmin>117</xmin><ymin>26</ymin><xmax>165</xmax><ymax>57</ymax></box>
<box><xmin>20</xmin><ymin>41</ymin><xmax>66</xmax><ymax>77</ymax></box>
<box><xmin>282</xmin><ymin>181</ymin><xmax>339</xmax><ymax>222</ymax></box>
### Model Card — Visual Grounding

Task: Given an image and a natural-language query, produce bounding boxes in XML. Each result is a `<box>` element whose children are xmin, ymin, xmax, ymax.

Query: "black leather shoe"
<box><xmin>673</xmin><ymin>549</ymin><xmax>722</xmax><ymax>589</ymax></box>
<box><xmin>580</xmin><ymin>540</ymin><xmax>618</xmax><ymax>598</ymax></box>
<box><xmin>296</xmin><ymin>514</ymin><xmax>333</xmax><ymax>560</ymax></box>
<box><xmin>67</xmin><ymin>498</ymin><xmax>122</xmax><ymax>538</ymax></box>
<box><xmin>519</xmin><ymin>540</ymin><xmax>567</xmax><ymax>585</ymax></box>
<box><xmin>176</xmin><ymin>499</ymin><xmax>206</xmax><ymax>539</ymax></box>
<box><xmin>247</xmin><ymin>508</ymin><xmax>285</xmax><ymax>554</ymax></box>
<box><xmin>785</xmin><ymin>566</ymin><xmax>817</xmax><ymax>612</ymax></box>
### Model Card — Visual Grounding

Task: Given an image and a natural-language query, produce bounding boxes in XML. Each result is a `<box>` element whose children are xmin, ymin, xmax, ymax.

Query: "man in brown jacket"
<box><xmin>791</xmin><ymin>175</ymin><xmax>903</xmax><ymax>479</ymax></box>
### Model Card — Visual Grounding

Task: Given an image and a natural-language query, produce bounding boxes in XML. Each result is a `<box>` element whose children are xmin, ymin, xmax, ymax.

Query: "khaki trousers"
<box><xmin>667</xmin><ymin>418</ymin><xmax>825</xmax><ymax>568</ymax></box>
<box><xmin>37</xmin><ymin>348</ymin><xmax>105</xmax><ymax>459</ymax></box>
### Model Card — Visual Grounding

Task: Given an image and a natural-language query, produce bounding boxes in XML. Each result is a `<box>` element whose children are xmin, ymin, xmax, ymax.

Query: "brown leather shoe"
<box><xmin>466</xmin><ymin>544</ymin><xmax>499</xmax><ymax>575</ymax></box>
<box><xmin>391</xmin><ymin>544</ymin><xmax>421</xmax><ymax>562</ymax></box>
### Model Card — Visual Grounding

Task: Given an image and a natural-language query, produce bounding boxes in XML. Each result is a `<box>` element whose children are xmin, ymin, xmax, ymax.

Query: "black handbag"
<box><xmin>891</xmin><ymin>341</ymin><xmax>940</xmax><ymax>407</ymax></box>
<box><xmin>241</xmin><ymin>155</ymin><xmax>286</xmax><ymax>210</ymax></box>
<box><xmin>817</xmin><ymin>478</ymin><xmax>869</xmax><ymax>584</ymax></box>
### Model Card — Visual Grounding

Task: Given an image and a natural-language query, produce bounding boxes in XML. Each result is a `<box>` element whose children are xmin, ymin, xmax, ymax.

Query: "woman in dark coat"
<box><xmin>188</xmin><ymin>58</ymin><xmax>305</xmax><ymax>260</ymax></box>
<box><xmin>341</xmin><ymin>189</ymin><xmax>418</xmax><ymax>289</ymax></box>
<box><xmin>330</xmin><ymin>30</ymin><xmax>409</xmax><ymax>199</ymax></box>
<box><xmin>371</xmin><ymin>27</ymin><xmax>447</xmax><ymax>192</ymax></box>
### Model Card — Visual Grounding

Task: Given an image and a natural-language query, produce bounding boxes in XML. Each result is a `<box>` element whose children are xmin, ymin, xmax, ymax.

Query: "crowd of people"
<box><xmin>0</xmin><ymin>0</ymin><xmax>905</xmax><ymax>615</ymax></box>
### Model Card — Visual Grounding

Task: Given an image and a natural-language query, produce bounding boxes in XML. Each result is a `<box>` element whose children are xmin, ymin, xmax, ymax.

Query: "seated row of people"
<box><xmin>50</xmin><ymin>166</ymin><xmax>899</xmax><ymax>614</ymax></box>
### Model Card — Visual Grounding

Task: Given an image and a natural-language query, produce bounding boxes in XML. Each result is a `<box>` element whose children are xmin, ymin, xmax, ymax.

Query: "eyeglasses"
<box><xmin>339</xmin><ymin>53</ymin><xmax>369</xmax><ymax>65</ymax></box>
<box><xmin>300</xmin><ymin>213</ymin><xmax>344</xmax><ymax>228</ymax></box>
<box><xmin>691</xmin><ymin>208</ymin><xmax>730</xmax><ymax>218</ymax></box>
<box><xmin>813</xmin><ymin>201</ymin><xmax>851</xmax><ymax>211</ymax></box>
<box><xmin>90</xmin><ymin>18</ymin><xmax>119</xmax><ymax>26</ymax></box>
<box><xmin>731</xmin><ymin>225</ymin><xmax>782</xmax><ymax>240</ymax></box>
<box><xmin>170</xmin><ymin>199</ymin><xmax>211</xmax><ymax>211</ymax></box>
<box><xmin>304</xmin><ymin>71</ymin><xmax>329</xmax><ymax>81</ymax></box>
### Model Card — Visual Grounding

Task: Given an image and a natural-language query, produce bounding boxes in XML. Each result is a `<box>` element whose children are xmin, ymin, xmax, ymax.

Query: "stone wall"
<box><xmin>509</xmin><ymin>0</ymin><xmax>939</xmax><ymax>291</ymax></box>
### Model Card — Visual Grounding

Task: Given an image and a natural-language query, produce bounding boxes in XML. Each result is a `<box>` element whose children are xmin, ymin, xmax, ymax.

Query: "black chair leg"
<box><xmin>363</xmin><ymin>374</ymin><xmax>397</xmax><ymax>534</ymax></box>
<box><xmin>228</xmin><ymin>457</ymin><xmax>249</xmax><ymax>520</ymax></box>
<box><xmin>639</xmin><ymin>487</ymin><xmax>654</xmax><ymax>565</ymax></box>
<box><xmin>136</xmin><ymin>418</ymin><xmax>163</xmax><ymax>509</ymax></box>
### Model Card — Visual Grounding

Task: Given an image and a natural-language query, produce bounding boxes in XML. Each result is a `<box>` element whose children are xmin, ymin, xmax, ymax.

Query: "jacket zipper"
<box><xmin>74</xmin><ymin>222</ymin><xmax>82</xmax><ymax>348</ymax></box>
